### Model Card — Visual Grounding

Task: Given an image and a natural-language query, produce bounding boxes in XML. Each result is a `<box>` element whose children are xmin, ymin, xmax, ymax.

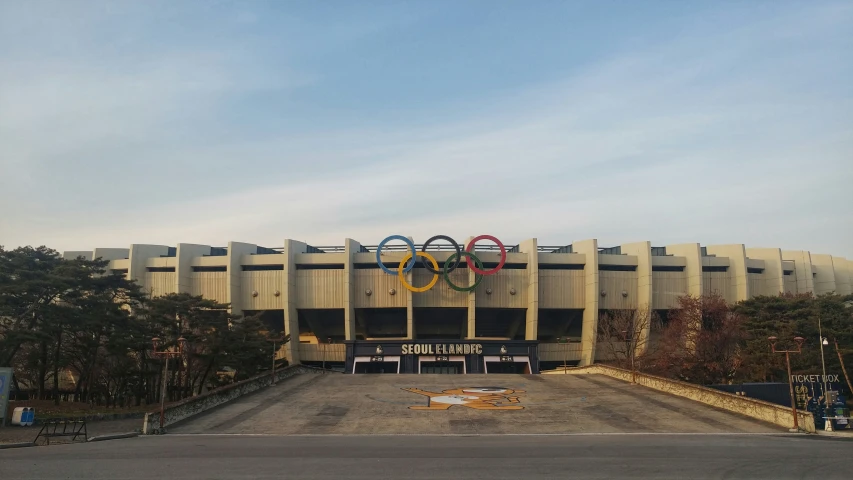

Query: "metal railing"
<box><xmin>538</xmin><ymin>245</ymin><xmax>573</xmax><ymax>253</ymax></box>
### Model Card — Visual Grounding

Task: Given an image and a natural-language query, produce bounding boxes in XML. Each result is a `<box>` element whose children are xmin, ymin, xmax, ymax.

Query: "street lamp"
<box><xmin>266</xmin><ymin>335</ymin><xmax>285</xmax><ymax>385</ymax></box>
<box><xmin>818</xmin><ymin>315</ymin><xmax>830</xmax><ymax>404</ymax></box>
<box><xmin>151</xmin><ymin>336</ymin><xmax>187</xmax><ymax>431</ymax></box>
<box><xmin>558</xmin><ymin>336</ymin><xmax>569</xmax><ymax>373</ymax></box>
<box><xmin>323</xmin><ymin>337</ymin><xmax>332</xmax><ymax>372</ymax></box>
<box><xmin>768</xmin><ymin>335</ymin><xmax>805</xmax><ymax>431</ymax></box>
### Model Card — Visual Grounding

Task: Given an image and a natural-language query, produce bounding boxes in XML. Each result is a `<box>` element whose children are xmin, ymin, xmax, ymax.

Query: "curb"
<box><xmin>0</xmin><ymin>442</ymin><xmax>35</xmax><ymax>450</ymax></box>
<box><xmin>813</xmin><ymin>430</ymin><xmax>853</xmax><ymax>439</ymax></box>
<box><xmin>87</xmin><ymin>432</ymin><xmax>140</xmax><ymax>442</ymax></box>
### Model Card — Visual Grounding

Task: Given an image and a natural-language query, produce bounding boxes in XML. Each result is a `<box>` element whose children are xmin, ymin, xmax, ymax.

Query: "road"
<box><xmin>1</xmin><ymin>434</ymin><xmax>849</xmax><ymax>479</ymax></box>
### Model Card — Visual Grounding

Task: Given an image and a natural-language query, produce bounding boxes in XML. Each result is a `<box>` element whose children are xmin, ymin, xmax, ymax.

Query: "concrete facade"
<box><xmin>65</xmin><ymin>238</ymin><xmax>852</xmax><ymax>367</ymax></box>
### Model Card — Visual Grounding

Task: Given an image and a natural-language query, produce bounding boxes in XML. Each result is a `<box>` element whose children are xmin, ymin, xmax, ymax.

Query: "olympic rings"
<box><xmin>376</xmin><ymin>234</ymin><xmax>505</xmax><ymax>293</ymax></box>
<box><xmin>465</xmin><ymin>234</ymin><xmax>506</xmax><ymax>276</ymax></box>
<box><xmin>420</xmin><ymin>235</ymin><xmax>461</xmax><ymax>274</ymax></box>
<box><xmin>443</xmin><ymin>251</ymin><xmax>484</xmax><ymax>292</ymax></box>
<box><xmin>398</xmin><ymin>252</ymin><xmax>439</xmax><ymax>293</ymax></box>
<box><xmin>376</xmin><ymin>235</ymin><xmax>417</xmax><ymax>275</ymax></box>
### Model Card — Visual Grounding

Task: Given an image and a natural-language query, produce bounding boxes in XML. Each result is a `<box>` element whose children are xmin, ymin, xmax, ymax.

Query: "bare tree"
<box><xmin>597</xmin><ymin>309</ymin><xmax>660</xmax><ymax>383</ymax></box>
<box><xmin>648</xmin><ymin>295</ymin><xmax>747</xmax><ymax>385</ymax></box>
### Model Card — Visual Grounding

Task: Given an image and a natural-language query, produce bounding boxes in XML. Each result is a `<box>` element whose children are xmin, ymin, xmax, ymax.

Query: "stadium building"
<box><xmin>63</xmin><ymin>237</ymin><xmax>852</xmax><ymax>374</ymax></box>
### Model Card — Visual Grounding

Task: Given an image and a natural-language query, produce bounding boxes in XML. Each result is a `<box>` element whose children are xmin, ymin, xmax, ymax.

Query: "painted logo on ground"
<box><xmin>403</xmin><ymin>387</ymin><xmax>525</xmax><ymax>410</ymax></box>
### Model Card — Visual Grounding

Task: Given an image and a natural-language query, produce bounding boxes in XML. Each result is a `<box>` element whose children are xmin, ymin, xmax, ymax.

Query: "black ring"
<box><xmin>420</xmin><ymin>235</ymin><xmax>462</xmax><ymax>274</ymax></box>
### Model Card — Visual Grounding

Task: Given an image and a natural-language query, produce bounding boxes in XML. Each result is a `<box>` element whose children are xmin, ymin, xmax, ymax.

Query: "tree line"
<box><xmin>599</xmin><ymin>292</ymin><xmax>853</xmax><ymax>388</ymax></box>
<box><xmin>0</xmin><ymin>246</ymin><xmax>282</xmax><ymax>407</ymax></box>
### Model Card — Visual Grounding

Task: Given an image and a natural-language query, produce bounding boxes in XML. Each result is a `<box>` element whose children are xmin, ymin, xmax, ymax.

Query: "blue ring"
<box><xmin>376</xmin><ymin>235</ymin><xmax>417</xmax><ymax>275</ymax></box>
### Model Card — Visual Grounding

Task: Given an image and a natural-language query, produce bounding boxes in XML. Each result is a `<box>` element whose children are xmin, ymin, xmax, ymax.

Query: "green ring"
<box><xmin>444</xmin><ymin>251</ymin><xmax>485</xmax><ymax>292</ymax></box>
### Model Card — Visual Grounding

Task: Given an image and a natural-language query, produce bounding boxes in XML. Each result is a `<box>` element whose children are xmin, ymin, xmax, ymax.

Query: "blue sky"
<box><xmin>0</xmin><ymin>0</ymin><xmax>851</xmax><ymax>256</ymax></box>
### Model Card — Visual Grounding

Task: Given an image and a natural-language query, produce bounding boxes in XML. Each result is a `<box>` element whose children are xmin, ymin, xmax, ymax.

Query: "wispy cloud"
<box><xmin>0</xmin><ymin>1</ymin><xmax>851</xmax><ymax>257</ymax></box>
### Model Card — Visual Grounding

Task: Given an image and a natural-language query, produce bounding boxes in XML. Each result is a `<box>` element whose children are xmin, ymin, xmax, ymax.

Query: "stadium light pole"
<box><xmin>768</xmin><ymin>335</ymin><xmax>805</xmax><ymax>431</ymax></box>
<box><xmin>151</xmin><ymin>336</ymin><xmax>187</xmax><ymax>431</ymax></box>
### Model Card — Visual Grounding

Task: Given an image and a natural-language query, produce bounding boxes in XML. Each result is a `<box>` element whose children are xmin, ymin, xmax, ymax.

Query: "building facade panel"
<box><xmin>537</xmin><ymin>270</ymin><xmax>585</xmax><ymax>309</ymax></box>
<box><xmin>144</xmin><ymin>272</ymin><xmax>175</xmax><ymax>297</ymax></box>
<box><xmin>474</xmin><ymin>269</ymin><xmax>529</xmax><ymax>308</ymax></box>
<box><xmin>241</xmin><ymin>270</ymin><xmax>285</xmax><ymax>310</ymax></box>
<box><xmin>598</xmin><ymin>271</ymin><xmax>639</xmax><ymax>310</ymax></box>
<box><xmin>538</xmin><ymin>342</ymin><xmax>582</xmax><ymax>362</ymax></box>
<box><xmin>703</xmin><ymin>271</ymin><xmax>735</xmax><ymax>303</ymax></box>
<box><xmin>295</xmin><ymin>270</ymin><xmax>344</xmax><ymax>309</ymax></box>
<box><xmin>748</xmin><ymin>273</ymin><xmax>764</xmax><ymax>297</ymax></box>
<box><xmin>353</xmin><ymin>270</ymin><xmax>408</xmax><ymax>308</ymax></box>
<box><xmin>651</xmin><ymin>271</ymin><xmax>688</xmax><ymax>309</ymax></box>
<box><xmin>191</xmin><ymin>271</ymin><xmax>227</xmax><ymax>303</ymax></box>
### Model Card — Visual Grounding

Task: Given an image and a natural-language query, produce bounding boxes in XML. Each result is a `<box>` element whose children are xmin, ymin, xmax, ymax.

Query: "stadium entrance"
<box><xmin>345</xmin><ymin>340</ymin><xmax>538</xmax><ymax>374</ymax></box>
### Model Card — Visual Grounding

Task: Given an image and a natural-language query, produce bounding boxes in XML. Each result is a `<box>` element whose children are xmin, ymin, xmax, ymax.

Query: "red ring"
<box><xmin>464</xmin><ymin>235</ymin><xmax>506</xmax><ymax>276</ymax></box>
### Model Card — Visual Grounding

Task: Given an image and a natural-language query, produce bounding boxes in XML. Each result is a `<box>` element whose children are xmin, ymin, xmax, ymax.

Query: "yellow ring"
<box><xmin>397</xmin><ymin>252</ymin><xmax>439</xmax><ymax>293</ymax></box>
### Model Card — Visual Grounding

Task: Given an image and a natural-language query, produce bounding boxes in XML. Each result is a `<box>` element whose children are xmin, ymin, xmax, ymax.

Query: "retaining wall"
<box><xmin>142</xmin><ymin>365</ymin><xmax>328</xmax><ymax>434</ymax></box>
<box><xmin>543</xmin><ymin>365</ymin><xmax>815</xmax><ymax>433</ymax></box>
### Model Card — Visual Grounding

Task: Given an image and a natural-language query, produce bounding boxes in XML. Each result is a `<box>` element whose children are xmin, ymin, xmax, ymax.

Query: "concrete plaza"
<box><xmin>171</xmin><ymin>373</ymin><xmax>781</xmax><ymax>435</ymax></box>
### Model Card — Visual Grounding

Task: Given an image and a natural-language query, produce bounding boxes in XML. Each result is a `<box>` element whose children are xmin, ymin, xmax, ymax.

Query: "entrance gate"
<box><xmin>420</xmin><ymin>361</ymin><xmax>464</xmax><ymax>374</ymax></box>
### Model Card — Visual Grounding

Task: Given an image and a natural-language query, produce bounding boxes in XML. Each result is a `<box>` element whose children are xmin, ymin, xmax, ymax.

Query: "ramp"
<box><xmin>171</xmin><ymin>373</ymin><xmax>782</xmax><ymax>435</ymax></box>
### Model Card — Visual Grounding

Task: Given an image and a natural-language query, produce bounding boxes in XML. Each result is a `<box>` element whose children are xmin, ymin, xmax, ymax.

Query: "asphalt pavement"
<box><xmin>1</xmin><ymin>434</ymin><xmax>850</xmax><ymax>479</ymax></box>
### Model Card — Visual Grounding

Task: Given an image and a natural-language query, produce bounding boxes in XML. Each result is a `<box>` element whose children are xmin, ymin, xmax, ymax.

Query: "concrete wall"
<box><xmin>573</xmin><ymin>239</ymin><xmax>599</xmax><ymax>366</ymax></box>
<box><xmin>142</xmin><ymin>365</ymin><xmax>327</xmax><ymax>434</ymax></box>
<box><xmin>544</xmin><ymin>364</ymin><xmax>815</xmax><ymax>433</ymax></box>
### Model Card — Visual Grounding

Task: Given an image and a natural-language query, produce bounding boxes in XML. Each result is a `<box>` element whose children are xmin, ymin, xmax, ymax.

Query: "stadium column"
<box><xmin>664</xmin><ymin>243</ymin><xmax>704</xmax><ymax>297</ymax></box>
<box><xmin>283</xmin><ymin>240</ymin><xmax>308</xmax><ymax>364</ymax></box>
<box><xmin>705</xmin><ymin>244</ymin><xmax>750</xmax><ymax>302</ymax></box>
<box><xmin>176</xmin><ymin>244</ymin><xmax>211</xmax><ymax>294</ymax></box>
<box><xmin>466</xmin><ymin>236</ymin><xmax>476</xmax><ymax>339</ymax></box>
<box><xmin>518</xmin><ymin>239</ymin><xmax>539</xmax><ymax>341</ymax></box>
<box><xmin>782</xmin><ymin>250</ymin><xmax>815</xmax><ymax>294</ymax></box>
<box><xmin>620</xmin><ymin>241</ymin><xmax>652</xmax><ymax>354</ymax></box>
<box><xmin>573</xmin><ymin>239</ymin><xmax>598</xmax><ymax>366</ymax></box>
<box><xmin>745</xmin><ymin>248</ymin><xmax>785</xmax><ymax>296</ymax></box>
<box><xmin>128</xmin><ymin>244</ymin><xmax>170</xmax><ymax>296</ymax></box>
<box><xmin>226</xmin><ymin>242</ymin><xmax>257</xmax><ymax>316</ymax></box>
<box><xmin>343</xmin><ymin>238</ymin><xmax>361</xmax><ymax>341</ymax></box>
<box><xmin>810</xmin><ymin>254</ymin><xmax>838</xmax><ymax>295</ymax></box>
